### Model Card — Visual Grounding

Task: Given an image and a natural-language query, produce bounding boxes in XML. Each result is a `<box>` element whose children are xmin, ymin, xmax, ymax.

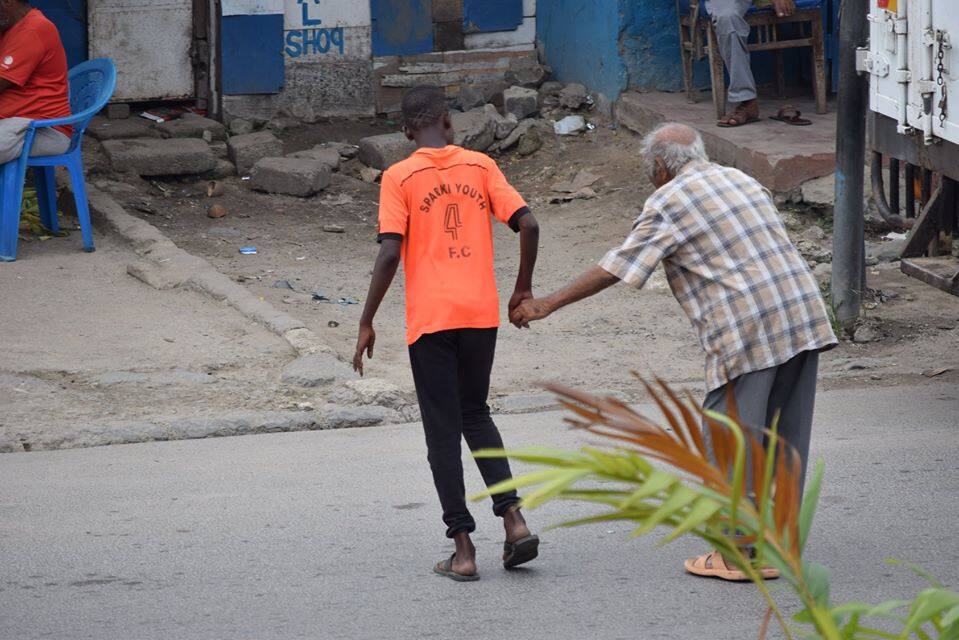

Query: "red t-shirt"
<box><xmin>0</xmin><ymin>8</ymin><xmax>72</xmax><ymax>138</ymax></box>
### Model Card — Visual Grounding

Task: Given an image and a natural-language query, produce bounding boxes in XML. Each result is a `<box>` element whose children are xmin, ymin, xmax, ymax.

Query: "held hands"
<box><xmin>509</xmin><ymin>296</ymin><xmax>553</xmax><ymax>328</ymax></box>
<box><xmin>352</xmin><ymin>324</ymin><xmax>375</xmax><ymax>376</ymax></box>
<box><xmin>771</xmin><ymin>0</ymin><xmax>795</xmax><ymax>17</ymax></box>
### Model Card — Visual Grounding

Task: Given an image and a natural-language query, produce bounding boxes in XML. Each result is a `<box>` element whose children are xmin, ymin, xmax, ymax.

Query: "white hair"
<box><xmin>641</xmin><ymin>123</ymin><xmax>709</xmax><ymax>178</ymax></box>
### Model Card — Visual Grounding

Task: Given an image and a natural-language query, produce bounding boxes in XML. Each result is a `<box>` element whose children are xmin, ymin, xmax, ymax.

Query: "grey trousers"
<box><xmin>0</xmin><ymin>117</ymin><xmax>71</xmax><ymax>165</ymax></box>
<box><xmin>703</xmin><ymin>350</ymin><xmax>819</xmax><ymax>495</ymax></box>
<box><xmin>706</xmin><ymin>0</ymin><xmax>758</xmax><ymax>103</ymax></box>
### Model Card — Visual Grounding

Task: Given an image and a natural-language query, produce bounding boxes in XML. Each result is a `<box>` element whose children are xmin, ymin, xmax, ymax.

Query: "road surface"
<box><xmin>1</xmin><ymin>382</ymin><xmax>957</xmax><ymax>639</ymax></box>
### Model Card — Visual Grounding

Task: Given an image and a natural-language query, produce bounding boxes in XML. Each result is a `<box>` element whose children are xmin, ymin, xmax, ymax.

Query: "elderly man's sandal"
<box><xmin>684</xmin><ymin>551</ymin><xmax>780</xmax><ymax>581</ymax></box>
<box><xmin>433</xmin><ymin>554</ymin><xmax>480</xmax><ymax>582</ymax></box>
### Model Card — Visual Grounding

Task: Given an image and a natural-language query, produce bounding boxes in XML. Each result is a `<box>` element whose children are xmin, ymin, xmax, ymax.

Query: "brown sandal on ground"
<box><xmin>717</xmin><ymin>103</ymin><xmax>760</xmax><ymax>128</ymax></box>
<box><xmin>769</xmin><ymin>105</ymin><xmax>812</xmax><ymax>126</ymax></box>
<box><xmin>433</xmin><ymin>553</ymin><xmax>480</xmax><ymax>582</ymax></box>
<box><xmin>684</xmin><ymin>550</ymin><xmax>780</xmax><ymax>581</ymax></box>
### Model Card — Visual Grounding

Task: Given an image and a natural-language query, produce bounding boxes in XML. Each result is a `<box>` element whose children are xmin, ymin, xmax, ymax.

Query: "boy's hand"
<box><xmin>353</xmin><ymin>324</ymin><xmax>376</xmax><ymax>376</ymax></box>
<box><xmin>508</xmin><ymin>288</ymin><xmax>533</xmax><ymax>317</ymax></box>
<box><xmin>510</xmin><ymin>297</ymin><xmax>552</xmax><ymax>327</ymax></box>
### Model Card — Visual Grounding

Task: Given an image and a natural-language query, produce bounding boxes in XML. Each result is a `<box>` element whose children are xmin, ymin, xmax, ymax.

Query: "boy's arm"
<box><xmin>353</xmin><ymin>237</ymin><xmax>402</xmax><ymax>376</ymax></box>
<box><xmin>508</xmin><ymin>210</ymin><xmax>539</xmax><ymax>318</ymax></box>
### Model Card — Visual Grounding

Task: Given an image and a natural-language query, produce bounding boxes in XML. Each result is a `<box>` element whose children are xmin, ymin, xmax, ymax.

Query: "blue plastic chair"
<box><xmin>0</xmin><ymin>58</ymin><xmax>117</xmax><ymax>262</ymax></box>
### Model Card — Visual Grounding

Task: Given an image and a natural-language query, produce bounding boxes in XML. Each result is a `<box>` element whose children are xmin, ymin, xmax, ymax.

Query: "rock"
<box><xmin>330</xmin><ymin>378</ymin><xmax>409</xmax><ymax>408</ymax></box>
<box><xmin>552</xmin><ymin>169</ymin><xmax>600</xmax><ymax>193</ymax></box>
<box><xmin>87</xmin><ymin>116</ymin><xmax>162</xmax><ymax>141</ymax></box>
<box><xmin>799</xmin><ymin>225</ymin><xmax>826</xmax><ymax>242</ymax></box>
<box><xmin>495</xmin><ymin>118</ymin><xmax>544</xmax><ymax>151</ymax></box>
<box><xmin>322</xmin><ymin>224</ymin><xmax>345</xmax><ymax>233</ymax></box>
<box><xmin>517</xmin><ymin>130</ymin><xmax>543</xmax><ymax>156</ymax></box>
<box><xmin>506</xmin><ymin>57</ymin><xmax>549</xmax><ymax>88</ymax></box>
<box><xmin>813</xmin><ymin>262</ymin><xmax>832</xmax><ymax>286</ymax></box>
<box><xmin>457</xmin><ymin>84</ymin><xmax>489</xmax><ymax>110</ymax></box>
<box><xmin>106</xmin><ymin>103</ymin><xmax>130</xmax><ymax>119</ymax></box>
<box><xmin>554</xmin><ymin>115</ymin><xmax>587</xmax><ymax>136</ymax></box>
<box><xmin>229</xmin><ymin>118</ymin><xmax>254</xmax><ymax>136</ymax></box>
<box><xmin>249</xmin><ymin>157</ymin><xmax>331</xmax><ymax>197</ymax></box>
<box><xmin>326</xmin><ymin>141</ymin><xmax>359</xmax><ymax>159</ymax></box>
<box><xmin>853</xmin><ymin>324</ymin><xmax>878</xmax><ymax>344</ymax></box>
<box><xmin>539</xmin><ymin>81</ymin><xmax>564</xmax><ymax>98</ymax></box>
<box><xmin>503</xmin><ymin>86</ymin><xmax>539</xmax><ymax>120</ymax></box>
<box><xmin>320</xmin><ymin>405</ymin><xmax>402</xmax><ymax>429</ymax></box>
<box><xmin>452</xmin><ymin>107</ymin><xmax>496</xmax><ymax>151</ymax></box>
<box><xmin>358</xmin><ymin>132</ymin><xmax>416</xmax><ymax>170</ymax></box>
<box><xmin>153</xmin><ymin>115</ymin><xmax>227</xmax><ymax>141</ymax></box>
<box><xmin>483</xmin><ymin>104</ymin><xmax>518</xmax><ymax>139</ymax></box>
<box><xmin>865</xmin><ymin>256</ymin><xmax>880</xmax><ymax>267</ymax></box>
<box><xmin>208</xmin><ymin>141</ymin><xmax>228</xmax><ymax>159</ymax></box>
<box><xmin>101</xmin><ymin>138</ymin><xmax>216</xmax><ymax>176</ymax></box>
<box><xmin>207</xmin><ymin>203</ymin><xmax>228</xmax><ymax>218</ymax></box>
<box><xmin>227</xmin><ymin>130</ymin><xmax>283</xmax><ymax>175</ymax></box>
<box><xmin>167</xmin><ymin>411</ymin><xmax>316</xmax><ymax>440</ymax></box>
<box><xmin>207</xmin><ymin>159</ymin><xmax>237</xmax><ymax>179</ymax></box>
<box><xmin>494</xmin><ymin>392</ymin><xmax>558</xmax><ymax>414</ymax></box>
<box><xmin>866</xmin><ymin>239</ymin><xmax>905</xmax><ymax>262</ymax></box>
<box><xmin>267</xmin><ymin>116</ymin><xmax>301</xmax><ymax>132</ymax></box>
<box><xmin>92</xmin><ymin>179</ymin><xmax>140</xmax><ymax>195</ymax></box>
<box><xmin>286</xmin><ymin>145</ymin><xmax>341</xmax><ymax>171</ymax></box>
<box><xmin>559</xmin><ymin>83</ymin><xmax>588</xmax><ymax>109</ymax></box>
<box><xmin>360</xmin><ymin>166</ymin><xmax>382</xmax><ymax>183</ymax></box>
<box><xmin>0</xmin><ymin>432</ymin><xmax>23</xmax><ymax>453</ymax></box>
<box><xmin>281</xmin><ymin>353</ymin><xmax>356</xmax><ymax>387</ymax></box>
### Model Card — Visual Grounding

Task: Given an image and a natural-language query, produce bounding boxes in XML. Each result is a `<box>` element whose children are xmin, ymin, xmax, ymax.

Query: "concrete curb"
<box><xmin>62</xmin><ymin>180</ymin><xmax>333</xmax><ymax>358</ymax></box>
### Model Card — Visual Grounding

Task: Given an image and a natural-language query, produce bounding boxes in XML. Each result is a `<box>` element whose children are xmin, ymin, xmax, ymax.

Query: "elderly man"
<box><xmin>0</xmin><ymin>0</ymin><xmax>71</xmax><ymax>164</ymax></box>
<box><xmin>712</xmin><ymin>0</ymin><xmax>797</xmax><ymax>127</ymax></box>
<box><xmin>511</xmin><ymin>123</ymin><xmax>837</xmax><ymax>581</ymax></box>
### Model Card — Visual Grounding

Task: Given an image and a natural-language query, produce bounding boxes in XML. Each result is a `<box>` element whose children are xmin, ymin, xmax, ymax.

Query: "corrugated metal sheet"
<box><xmin>88</xmin><ymin>0</ymin><xmax>194</xmax><ymax>101</ymax></box>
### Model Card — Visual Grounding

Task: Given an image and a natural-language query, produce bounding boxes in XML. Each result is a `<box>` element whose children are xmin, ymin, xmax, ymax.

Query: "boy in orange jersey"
<box><xmin>353</xmin><ymin>85</ymin><xmax>540</xmax><ymax>582</ymax></box>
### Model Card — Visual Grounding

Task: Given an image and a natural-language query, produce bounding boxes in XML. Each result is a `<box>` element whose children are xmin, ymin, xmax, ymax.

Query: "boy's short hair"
<box><xmin>402</xmin><ymin>85</ymin><xmax>448</xmax><ymax>132</ymax></box>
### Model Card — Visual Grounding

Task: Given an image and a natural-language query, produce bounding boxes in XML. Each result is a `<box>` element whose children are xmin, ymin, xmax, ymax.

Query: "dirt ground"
<box><xmin>84</xmin><ymin>117</ymin><xmax>959</xmax><ymax>404</ymax></box>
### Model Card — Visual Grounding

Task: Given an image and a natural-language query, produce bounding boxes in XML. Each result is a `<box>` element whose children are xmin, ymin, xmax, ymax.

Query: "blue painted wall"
<box><xmin>33</xmin><ymin>0</ymin><xmax>88</xmax><ymax>70</ymax></box>
<box><xmin>620</xmin><ymin>0</ymin><xmax>709</xmax><ymax>92</ymax></box>
<box><xmin>535</xmin><ymin>0</ymin><xmax>628</xmax><ymax>101</ymax></box>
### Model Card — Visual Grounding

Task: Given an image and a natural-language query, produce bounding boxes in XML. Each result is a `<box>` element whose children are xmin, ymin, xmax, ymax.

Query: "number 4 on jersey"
<box><xmin>444</xmin><ymin>204</ymin><xmax>463</xmax><ymax>240</ymax></box>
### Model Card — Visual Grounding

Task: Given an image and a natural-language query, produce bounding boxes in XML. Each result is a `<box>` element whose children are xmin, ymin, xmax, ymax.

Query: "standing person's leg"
<box><xmin>765</xmin><ymin>350</ymin><xmax>820</xmax><ymax>495</ymax></box>
<box><xmin>457</xmin><ymin>328</ymin><xmax>539</xmax><ymax>568</ymax></box>
<box><xmin>408</xmin><ymin>330</ymin><xmax>479</xmax><ymax>580</ymax></box>
<box><xmin>706</xmin><ymin>0</ymin><xmax>759</xmax><ymax>125</ymax></box>
<box><xmin>686</xmin><ymin>366</ymin><xmax>780</xmax><ymax>581</ymax></box>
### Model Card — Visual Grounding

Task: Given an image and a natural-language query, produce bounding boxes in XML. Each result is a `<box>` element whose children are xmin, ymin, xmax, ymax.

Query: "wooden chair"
<box><xmin>676</xmin><ymin>0</ymin><xmax>828</xmax><ymax>119</ymax></box>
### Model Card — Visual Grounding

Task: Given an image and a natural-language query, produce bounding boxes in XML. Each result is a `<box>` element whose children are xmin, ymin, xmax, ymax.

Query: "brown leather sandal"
<box><xmin>770</xmin><ymin>105</ymin><xmax>812</xmax><ymax>126</ymax></box>
<box><xmin>684</xmin><ymin>550</ymin><xmax>780</xmax><ymax>581</ymax></box>
<box><xmin>717</xmin><ymin>103</ymin><xmax>760</xmax><ymax>128</ymax></box>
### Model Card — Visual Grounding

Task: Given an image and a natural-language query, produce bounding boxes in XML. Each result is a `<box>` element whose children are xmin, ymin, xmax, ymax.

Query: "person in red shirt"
<box><xmin>352</xmin><ymin>85</ymin><xmax>541</xmax><ymax>581</ymax></box>
<box><xmin>0</xmin><ymin>0</ymin><xmax>72</xmax><ymax>164</ymax></box>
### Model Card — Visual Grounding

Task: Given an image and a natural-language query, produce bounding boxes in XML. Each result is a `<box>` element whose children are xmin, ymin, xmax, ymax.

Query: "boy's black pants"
<box><xmin>408</xmin><ymin>327</ymin><xmax>519</xmax><ymax>538</ymax></box>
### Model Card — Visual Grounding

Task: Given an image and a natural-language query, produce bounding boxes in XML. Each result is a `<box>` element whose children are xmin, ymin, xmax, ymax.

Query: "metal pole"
<box><xmin>831</xmin><ymin>0</ymin><xmax>870</xmax><ymax>330</ymax></box>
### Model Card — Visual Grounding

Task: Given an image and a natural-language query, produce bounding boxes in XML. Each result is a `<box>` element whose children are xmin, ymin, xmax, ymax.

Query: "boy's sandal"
<box><xmin>769</xmin><ymin>105</ymin><xmax>812</xmax><ymax>126</ymax></box>
<box><xmin>717</xmin><ymin>105</ymin><xmax>760</xmax><ymax>128</ymax></box>
<box><xmin>684</xmin><ymin>550</ymin><xmax>780</xmax><ymax>581</ymax></box>
<box><xmin>433</xmin><ymin>553</ymin><xmax>480</xmax><ymax>582</ymax></box>
<box><xmin>503</xmin><ymin>534</ymin><xmax>540</xmax><ymax>569</ymax></box>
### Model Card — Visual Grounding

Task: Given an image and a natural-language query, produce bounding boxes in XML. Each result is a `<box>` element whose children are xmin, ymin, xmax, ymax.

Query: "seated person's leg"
<box><xmin>0</xmin><ymin>117</ymin><xmax>31</xmax><ymax>164</ymax></box>
<box><xmin>706</xmin><ymin>0</ymin><xmax>759</xmax><ymax>126</ymax></box>
<box><xmin>29</xmin><ymin>128</ymin><xmax>70</xmax><ymax>157</ymax></box>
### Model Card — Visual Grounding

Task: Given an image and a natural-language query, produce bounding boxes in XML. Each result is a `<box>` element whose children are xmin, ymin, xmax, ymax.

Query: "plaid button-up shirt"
<box><xmin>599</xmin><ymin>161</ymin><xmax>837</xmax><ymax>391</ymax></box>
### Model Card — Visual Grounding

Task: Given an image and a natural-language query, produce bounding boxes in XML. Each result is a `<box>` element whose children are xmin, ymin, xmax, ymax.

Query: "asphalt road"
<box><xmin>1</xmin><ymin>382</ymin><xmax>957</xmax><ymax>640</ymax></box>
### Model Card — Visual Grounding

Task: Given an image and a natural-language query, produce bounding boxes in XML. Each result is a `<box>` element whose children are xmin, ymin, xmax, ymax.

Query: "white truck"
<box><xmin>860</xmin><ymin>0</ymin><xmax>959</xmax><ymax>295</ymax></box>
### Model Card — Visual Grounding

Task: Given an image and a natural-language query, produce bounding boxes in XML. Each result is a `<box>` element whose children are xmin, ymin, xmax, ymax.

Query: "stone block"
<box><xmin>506</xmin><ymin>57</ymin><xmax>549</xmax><ymax>88</ymax></box>
<box><xmin>539</xmin><ymin>81</ymin><xmax>564</xmax><ymax>98</ymax></box>
<box><xmin>559</xmin><ymin>83</ymin><xmax>588</xmax><ymax>109</ymax></box>
<box><xmin>154</xmin><ymin>115</ymin><xmax>227</xmax><ymax>141</ymax></box>
<box><xmin>101</xmin><ymin>138</ymin><xmax>216</xmax><ymax>176</ymax></box>
<box><xmin>106</xmin><ymin>103</ymin><xmax>130</xmax><ymax>119</ymax></box>
<box><xmin>452</xmin><ymin>107</ymin><xmax>496</xmax><ymax>151</ymax></box>
<box><xmin>250</xmin><ymin>157</ymin><xmax>331</xmax><ymax>197</ymax></box>
<box><xmin>87</xmin><ymin>116</ymin><xmax>161</xmax><ymax>141</ymax></box>
<box><xmin>320</xmin><ymin>405</ymin><xmax>402</xmax><ymax>429</ymax></box>
<box><xmin>457</xmin><ymin>84</ymin><xmax>489</xmax><ymax>110</ymax></box>
<box><xmin>281</xmin><ymin>353</ymin><xmax>356</xmax><ymax>387</ymax></box>
<box><xmin>484</xmin><ymin>104</ymin><xmax>517</xmax><ymax>139</ymax></box>
<box><xmin>209</xmin><ymin>141</ymin><xmax>228</xmax><ymax>159</ymax></box>
<box><xmin>503</xmin><ymin>86</ymin><xmax>539</xmax><ymax>120</ymax></box>
<box><xmin>286</xmin><ymin>145</ymin><xmax>341</xmax><ymax>170</ymax></box>
<box><xmin>358</xmin><ymin>132</ymin><xmax>416</xmax><ymax>170</ymax></box>
<box><xmin>229</xmin><ymin>118</ymin><xmax>254</xmax><ymax>135</ymax></box>
<box><xmin>227</xmin><ymin>131</ymin><xmax>283</xmax><ymax>175</ymax></box>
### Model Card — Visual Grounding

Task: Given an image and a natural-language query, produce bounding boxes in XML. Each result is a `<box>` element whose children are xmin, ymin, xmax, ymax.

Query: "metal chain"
<box><xmin>936</xmin><ymin>31</ymin><xmax>948</xmax><ymax>128</ymax></box>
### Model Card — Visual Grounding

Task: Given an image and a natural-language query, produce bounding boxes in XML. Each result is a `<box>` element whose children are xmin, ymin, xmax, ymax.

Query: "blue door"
<box><xmin>221</xmin><ymin>9</ymin><xmax>285</xmax><ymax>95</ymax></box>
<box><xmin>33</xmin><ymin>0</ymin><xmax>88</xmax><ymax>69</ymax></box>
<box><xmin>463</xmin><ymin>0</ymin><xmax>523</xmax><ymax>33</ymax></box>
<box><xmin>371</xmin><ymin>0</ymin><xmax>433</xmax><ymax>56</ymax></box>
